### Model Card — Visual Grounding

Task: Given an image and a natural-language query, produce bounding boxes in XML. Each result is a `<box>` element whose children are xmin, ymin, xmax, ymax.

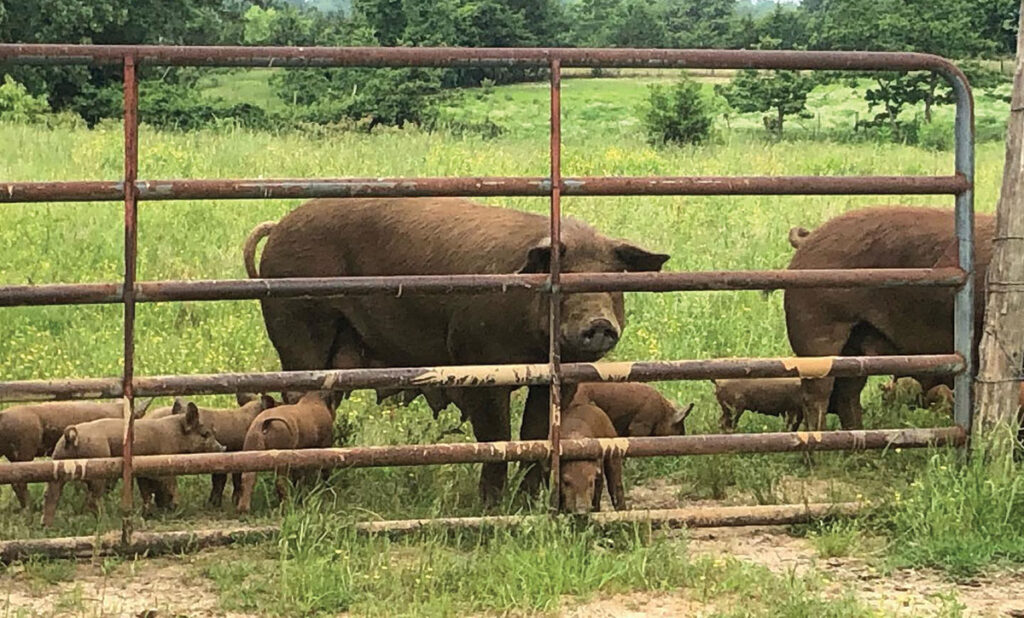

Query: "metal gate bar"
<box><xmin>0</xmin><ymin>427</ymin><xmax>966</xmax><ymax>485</ymax></box>
<box><xmin>0</xmin><ymin>45</ymin><xmax>973</xmax><ymax>546</ymax></box>
<box><xmin>0</xmin><ymin>268</ymin><xmax>968</xmax><ymax>308</ymax></box>
<box><xmin>0</xmin><ymin>354</ymin><xmax>964</xmax><ymax>401</ymax></box>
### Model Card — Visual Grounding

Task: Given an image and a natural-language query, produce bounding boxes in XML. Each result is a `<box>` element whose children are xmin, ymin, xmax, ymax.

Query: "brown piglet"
<box><xmin>559</xmin><ymin>403</ymin><xmax>626</xmax><ymax>514</ymax></box>
<box><xmin>712</xmin><ymin>378</ymin><xmax>804</xmax><ymax>432</ymax></box>
<box><xmin>571</xmin><ymin>382</ymin><xmax>692</xmax><ymax>437</ymax></box>
<box><xmin>235</xmin><ymin>391</ymin><xmax>338</xmax><ymax>515</ymax></box>
<box><xmin>147</xmin><ymin>393</ymin><xmax>277</xmax><ymax>507</ymax></box>
<box><xmin>41</xmin><ymin>402</ymin><xmax>223</xmax><ymax>527</ymax></box>
<box><xmin>0</xmin><ymin>398</ymin><xmax>152</xmax><ymax>509</ymax></box>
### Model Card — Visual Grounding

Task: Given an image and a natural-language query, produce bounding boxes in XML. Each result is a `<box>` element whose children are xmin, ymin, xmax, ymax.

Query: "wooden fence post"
<box><xmin>973</xmin><ymin>5</ymin><xmax>1024</xmax><ymax>455</ymax></box>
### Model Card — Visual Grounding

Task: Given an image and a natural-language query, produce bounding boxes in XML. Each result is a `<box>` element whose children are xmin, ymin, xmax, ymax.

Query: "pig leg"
<box><xmin>832</xmin><ymin>376</ymin><xmax>867</xmax><ymax>429</ymax></box>
<box><xmin>800</xmin><ymin>377</ymin><xmax>835</xmax><ymax>431</ymax></box>
<box><xmin>209</xmin><ymin>473</ymin><xmax>228</xmax><ymax>507</ymax></box>
<box><xmin>263</xmin><ymin>301</ymin><xmax>351</xmax><ymax>402</ymax></box>
<box><xmin>41</xmin><ymin>481</ymin><xmax>65</xmax><ymax>527</ymax></box>
<box><xmin>591</xmin><ymin>470</ymin><xmax>605</xmax><ymax>513</ymax></box>
<box><xmin>784</xmin><ymin>409</ymin><xmax>803</xmax><ymax>432</ymax></box>
<box><xmin>450</xmin><ymin>386</ymin><xmax>511</xmax><ymax>507</ymax></box>
<box><xmin>136</xmin><ymin>478</ymin><xmax>157</xmax><ymax>513</ymax></box>
<box><xmin>231</xmin><ymin>473</ymin><xmax>244</xmax><ymax>506</ymax></box>
<box><xmin>603</xmin><ymin>454</ymin><xmax>627</xmax><ymax>511</ymax></box>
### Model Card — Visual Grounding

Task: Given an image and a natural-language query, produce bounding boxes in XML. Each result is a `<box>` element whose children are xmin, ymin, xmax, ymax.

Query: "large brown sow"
<box><xmin>784</xmin><ymin>207</ymin><xmax>994</xmax><ymax>430</ymax></box>
<box><xmin>243</xmin><ymin>197</ymin><xmax>669</xmax><ymax>504</ymax></box>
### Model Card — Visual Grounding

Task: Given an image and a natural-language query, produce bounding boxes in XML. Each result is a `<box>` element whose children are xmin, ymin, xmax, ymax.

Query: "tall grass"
<box><xmin>0</xmin><ymin>73</ymin><xmax>1021</xmax><ymax>612</ymax></box>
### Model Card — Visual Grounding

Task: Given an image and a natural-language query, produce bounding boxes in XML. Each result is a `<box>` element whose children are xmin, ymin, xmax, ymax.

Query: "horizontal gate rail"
<box><xmin>0</xmin><ymin>268</ymin><xmax>967</xmax><ymax>307</ymax></box>
<box><xmin>0</xmin><ymin>45</ymin><xmax>973</xmax><ymax>74</ymax></box>
<box><xmin>0</xmin><ymin>427</ymin><xmax>965</xmax><ymax>485</ymax></box>
<box><xmin>0</xmin><ymin>44</ymin><xmax>975</xmax><ymax>549</ymax></box>
<box><xmin>0</xmin><ymin>354</ymin><xmax>965</xmax><ymax>402</ymax></box>
<box><xmin>0</xmin><ymin>175</ymin><xmax>970</xmax><ymax>203</ymax></box>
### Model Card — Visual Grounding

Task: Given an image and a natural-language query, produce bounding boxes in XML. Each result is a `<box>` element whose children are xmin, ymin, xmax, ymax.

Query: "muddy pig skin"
<box><xmin>243</xmin><ymin>196</ymin><xmax>670</xmax><ymax>504</ymax></box>
<box><xmin>712</xmin><ymin>378</ymin><xmax>804</xmax><ymax>432</ymax></box>
<box><xmin>785</xmin><ymin>206</ymin><xmax>994</xmax><ymax>431</ymax></box>
<box><xmin>559</xmin><ymin>403</ymin><xmax>626</xmax><ymax>514</ymax></box>
<box><xmin>41</xmin><ymin>402</ymin><xmax>223</xmax><ymax>527</ymax></box>
<box><xmin>147</xmin><ymin>393</ymin><xmax>277</xmax><ymax>507</ymax></box>
<box><xmin>0</xmin><ymin>399</ymin><xmax>152</xmax><ymax>509</ymax></box>
<box><xmin>235</xmin><ymin>391</ymin><xmax>338</xmax><ymax>515</ymax></box>
<box><xmin>571</xmin><ymin>382</ymin><xmax>692</xmax><ymax>437</ymax></box>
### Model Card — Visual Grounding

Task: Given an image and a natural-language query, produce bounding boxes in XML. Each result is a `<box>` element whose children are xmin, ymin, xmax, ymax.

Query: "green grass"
<box><xmin>0</xmin><ymin>81</ymin><xmax>1020</xmax><ymax>613</ymax></box>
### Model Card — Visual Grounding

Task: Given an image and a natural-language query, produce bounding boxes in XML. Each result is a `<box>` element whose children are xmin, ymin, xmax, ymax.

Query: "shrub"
<box><xmin>139</xmin><ymin>80</ymin><xmax>274</xmax><ymax>132</ymax></box>
<box><xmin>641</xmin><ymin>77</ymin><xmax>714</xmax><ymax>146</ymax></box>
<box><xmin>0</xmin><ymin>75</ymin><xmax>50</xmax><ymax>122</ymax></box>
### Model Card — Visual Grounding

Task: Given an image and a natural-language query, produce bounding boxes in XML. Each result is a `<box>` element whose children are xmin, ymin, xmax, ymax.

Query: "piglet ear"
<box><xmin>184</xmin><ymin>402</ymin><xmax>200</xmax><ymax>431</ymax></box>
<box><xmin>615</xmin><ymin>244</ymin><xmax>670</xmax><ymax>272</ymax></box>
<box><xmin>260</xmin><ymin>394</ymin><xmax>277</xmax><ymax>410</ymax></box>
<box><xmin>672</xmin><ymin>402</ymin><xmax>694</xmax><ymax>425</ymax></box>
<box><xmin>236</xmin><ymin>392</ymin><xmax>256</xmax><ymax>406</ymax></box>
<box><xmin>517</xmin><ymin>237</ymin><xmax>567</xmax><ymax>274</ymax></box>
<box><xmin>171</xmin><ymin>397</ymin><xmax>187</xmax><ymax>415</ymax></box>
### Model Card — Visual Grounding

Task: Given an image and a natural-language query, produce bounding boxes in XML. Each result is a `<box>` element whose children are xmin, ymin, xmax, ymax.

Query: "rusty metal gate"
<box><xmin>0</xmin><ymin>45</ymin><xmax>973</xmax><ymax>553</ymax></box>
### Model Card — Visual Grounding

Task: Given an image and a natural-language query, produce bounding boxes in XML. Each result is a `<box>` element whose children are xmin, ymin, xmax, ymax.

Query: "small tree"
<box><xmin>641</xmin><ymin>77</ymin><xmax>714</xmax><ymax>146</ymax></box>
<box><xmin>718</xmin><ymin>68</ymin><xmax>815</xmax><ymax>137</ymax></box>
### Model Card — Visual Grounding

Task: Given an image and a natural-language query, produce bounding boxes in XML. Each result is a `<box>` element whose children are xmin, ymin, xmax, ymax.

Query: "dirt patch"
<box><xmin>1</xmin><ymin>557</ymin><xmax>254</xmax><ymax>618</ymax></box>
<box><xmin>563</xmin><ymin>591</ymin><xmax>710</xmax><ymax>617</ymax></box>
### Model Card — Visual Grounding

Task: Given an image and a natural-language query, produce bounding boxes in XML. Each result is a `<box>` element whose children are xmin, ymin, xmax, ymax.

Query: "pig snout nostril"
<box><xmin>580</xmin><ymin>319</ymin><xmax>619</xmax><ymax>352</ymax></box>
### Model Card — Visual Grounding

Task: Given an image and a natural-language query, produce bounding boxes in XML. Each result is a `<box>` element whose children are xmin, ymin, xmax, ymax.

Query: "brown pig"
<box><xmin>571</xmin><ymin>382</ymin><xmax>692</xmax><ymax>437</ymax></box>
<box><xmin>146</xmin><ymin>393</ymin><xmax>277</xmax><ymax>507</ymax></box>
<box><xmin>41</xmin><ymin>403</ymin><xmax>223</xmax><ymax>527</ymax></box>
<box><xmin>235</xmin><ymin>391</ymin><xmax>338</xmax><ymax>515</ymax></box>
<box><xmin>879</xmin><ymin>376</ymin><xmax>926</xmax><ymax>407</ymax></box>
<box><xmin>712</xmin><ymin>378</ymin><xmax>804</xmax><ymax>432</ymax></box>
<box><xmin>0</xmin><ymin>398</ymin><xmax>152</xmax><ymax>509</ymax></box>
<box><xmin>559</xmin><ymin>403</ymin><xmax>626</xmax><ymax>514</ymax></box>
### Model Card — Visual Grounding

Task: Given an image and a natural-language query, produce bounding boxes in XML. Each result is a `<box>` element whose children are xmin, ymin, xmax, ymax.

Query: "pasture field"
<box><xmin>1</xmin><ymin>75</ymin><xmax>1023</xmax><ymax>616</ymax></box>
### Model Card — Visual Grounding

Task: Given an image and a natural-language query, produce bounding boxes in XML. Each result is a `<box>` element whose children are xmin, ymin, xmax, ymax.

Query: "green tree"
<box><xmin>718</xmin><ymin>66</ymin><xmax>816</xmax><ymax>136</ymax></box>
<box><xmin>611</xmin><ymin>0</ymin><xmax>668</xmax><ymax>48</ymax></box>
<box><xmin>660</xmin><ymin>0</ymin><xmax>739</xmax><ymax>49</ymax></box>
<box><xmin>642</xmin><ymin>77</ymin><xmax>714</xmax><ymax>145</ymax></box>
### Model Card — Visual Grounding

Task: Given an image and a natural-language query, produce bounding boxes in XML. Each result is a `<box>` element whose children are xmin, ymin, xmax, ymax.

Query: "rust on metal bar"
<box><xmin>0</xmin><ymin>503</ymin><xmax>861</xmax><ymax>562</ymax></box>
<box><xmin>0</xmin><ymin>269</ymin><xmax>966</xmax><ymax>308</ymax></box>
<box><xmin>0</xmin><ymin>354</ymin><xmax>964</xmax><ymax>402</ymax></box>
<box><xmin>0</xmin><ymin>175</ymin><xmax>969</xmax><ymax>204</ymax></box>
<box><xmin>0</xmin><ymin>527</ymin><xmax>277</xmax><ymax>564</ymax></box>
<box><xmin>0</xmin><ymin>45</ymin><xmax>966</xmax><ymax>76</ymax></box>
<box><xmin>356</xmin><ymin>502</ymin><xmax>863</xmax><ymax>535</ymax></box>
<box><xmin>548</xmin><ymin>58</ymin><xmax>564</xmax><ymax>510</ymax></box>
<box><xmin>0</xmin><ymin>426</ymin><xmax>962</xmax><ymax>486</ymax></box>
<box><xmin>120</xmin><ymin>54</ymin><xmax>140</xmax><ymax>546</ymax></box>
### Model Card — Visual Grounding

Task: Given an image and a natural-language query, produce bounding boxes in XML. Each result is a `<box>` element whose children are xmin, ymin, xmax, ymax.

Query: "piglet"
<box><xmin>711</xmin><ymin>378</ymin><xmax>803</xmax><ymax>432</ymax></box>
<box><xmin>235</xmin><ymin>391</ymin><xmax>338</xmax><ymax>515</ymax></box>
<box><xmin>147</xmin><ymin>393</ymin><xmax>277</xmax><ymax>507</ymax></box>
<box><xmin>41</xmin><ymin>402</ymin><xmax>223</xmax><ymax>527</ymax></box>
<box><xmin>571</xmin><ymin>382</ymin><xmax>692</xmax><ymax>437</ymax></box>
<box><xmin>0</xmin><ymin>398</ymin><xmax>151</xmax><ymax>509</ymax></box>
<box><xmin>559</xmin><ymin>403</ymin><xmax>626</xmax><ymax>514</ymax></box>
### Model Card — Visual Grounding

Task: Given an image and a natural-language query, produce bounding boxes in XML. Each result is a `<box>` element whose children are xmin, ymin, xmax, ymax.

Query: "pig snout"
<box><xmin>578</xmin><ymin>318</ymin><xmax>619</xmax><ymax>356</ymax></box>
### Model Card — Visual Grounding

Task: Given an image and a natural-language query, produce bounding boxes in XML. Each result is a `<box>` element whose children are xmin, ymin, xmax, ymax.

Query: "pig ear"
<box><xmin>236</xmin><ymin>392</ymin><xmax>256</xmax><ymax>406</ymax></box>
<box><xmin>260</xmin><ymin>394</ymin><xmax>277</xmax><ymax>410</ymax></box>
<box><xmin>184</xmin><ymin>402</ymin><xmax>200</xmax><ymax>431</ymax></box>
<box><xmin>517</xmin><ymin>237</ymin><xmax>567</xmax><ymax>274</ymax></box>
<box><xmin>171</xmin><ymin>397</ymin><xmax>187</xmax><ymax>415</ymax></box>
<box><xmin>671</xmin><ymin>402</ymin><xmax>694</xmax><ymax>427</ymax></box>
<box><xmin>615</xmin><ymin>243</ymin><xmax>670</xmax><ymax>272</ymax></box>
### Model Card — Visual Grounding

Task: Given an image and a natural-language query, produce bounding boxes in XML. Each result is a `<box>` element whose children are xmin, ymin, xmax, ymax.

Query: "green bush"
<box><xmin>641</xmin><ymin>77</ymin><xmax>714</xmax><ymax>146</ymax></box>
<box><xmin>139</xmin><ymin>80</ymin><xmax>274</xmax><ymax>132</ymax></box>
<box><xmin>0</xmin><ymin>75</ymin><xmax>50</xmax><ymax>122</ymax></box>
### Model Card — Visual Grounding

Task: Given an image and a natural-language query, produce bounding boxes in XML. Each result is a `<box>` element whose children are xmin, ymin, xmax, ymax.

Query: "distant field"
<box><xmin>198</xmin><ymin>67</ymin><xmax>1011</xmax><ymax>143</ymax></box>
<box><xmin>0</xmin><ymin>75</ymin><xmax>1020</xmax><ymax>614</ymax></box>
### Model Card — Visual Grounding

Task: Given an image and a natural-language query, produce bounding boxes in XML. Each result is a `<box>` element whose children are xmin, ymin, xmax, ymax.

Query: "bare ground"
<box><xmin>4</xmin><ymin>479</ymin><xmax>1024</xmax><ymax>617</ymax></box>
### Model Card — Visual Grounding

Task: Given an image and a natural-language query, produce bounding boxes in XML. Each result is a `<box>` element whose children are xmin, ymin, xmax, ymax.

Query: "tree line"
<box><xmin>0</xmin><ymin>0</ymin><xmax>1017</xmax><ymax>130</ymax></box>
